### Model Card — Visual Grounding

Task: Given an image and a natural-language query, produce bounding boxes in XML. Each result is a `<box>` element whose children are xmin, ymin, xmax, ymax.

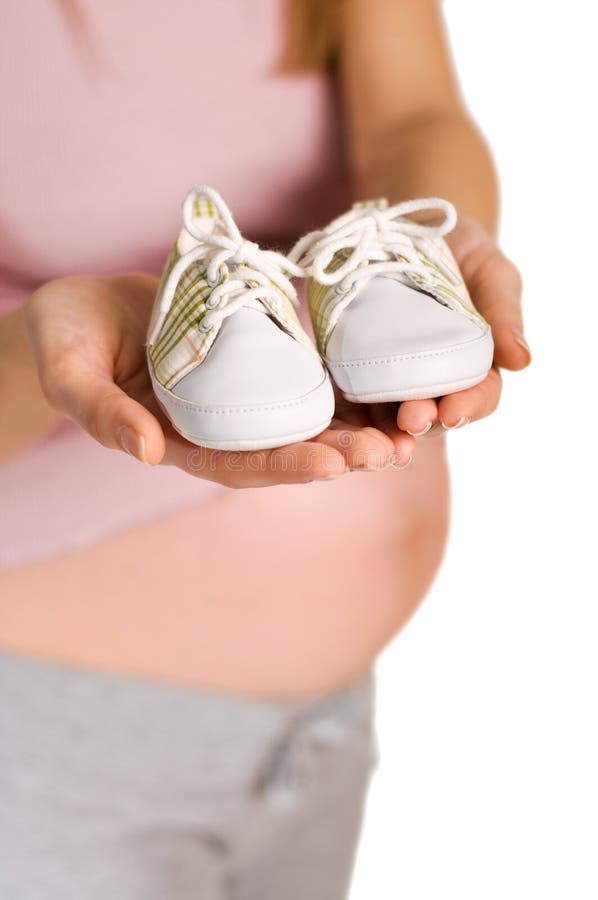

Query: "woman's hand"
<box><xmin>394</xmin><ymin>217</ymin><xmax>531</xmax><ymax>438</ymax></box>
<box><xmin>26</xmin><ymin>274</ymin><xmax>408</xmax><ymax>487</ymax></box>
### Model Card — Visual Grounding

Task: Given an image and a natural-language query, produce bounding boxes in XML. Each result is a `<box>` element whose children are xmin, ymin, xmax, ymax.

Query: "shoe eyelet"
<box><xmin>335</xmin><ymin>280</ymin><xmax>355</xmax><ymax>295</ymax></box>
<box><xmin>198</xmin><ymin>317</ymin><xmax>213</xmax><ymax>333</ymax></box>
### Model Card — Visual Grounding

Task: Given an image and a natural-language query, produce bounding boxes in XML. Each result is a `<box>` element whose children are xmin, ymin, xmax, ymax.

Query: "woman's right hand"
<box><xmin>26</xmin><ymin>274</ymin><xmax>409</xmax><ymax>487</ymax></box>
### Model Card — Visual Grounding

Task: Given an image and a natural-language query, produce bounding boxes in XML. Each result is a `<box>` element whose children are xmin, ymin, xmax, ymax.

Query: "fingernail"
<box><xmin>317</xmin><ymin>467</ymin><xmax>348</xmax><ymax>481</ymax></box>
<box><xmin>513</xmin><ymin>328</ymin><xmax>532</xmax><ymax>360</ymax></box>
<box><xmin>118</xmin><ymin>426</ymin><xmax>148</xmax><ymax>464</ymax></box>
<box><xmin>391</xmin><ymin>454</ymin><xmax>413</xmax><ymax>471</ymax></box>
<box><xmin>441</xmin><ymin>416</ymin><xmax>470</xmax><ymax>431</ymax></box>
<box><xmin>407</xmin><ymin>421</ymin><xmax>432</xmax><ymax>437</ymax></box>
<box><xmin>347</xmin><ymin>452</ymin><xmax>395</xmax><ymax>473</ymax></box>
<box><xmin>423</xmin><ymin>422</ymin><xmax>445</xmax><ymax>438</ymax></box>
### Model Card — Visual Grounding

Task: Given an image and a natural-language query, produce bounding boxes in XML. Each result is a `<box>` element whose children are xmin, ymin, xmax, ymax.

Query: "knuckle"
<box><xmin>481</xmin><ymin>369</ymin><xmax>502</xmax><ymax>413</ymax></box>
<box><xmin>36</xmin><ymin>363</ymin><xmax>57</xmax><ymax>404</ymax></box>
<box><xmin>506</xmin><ymin>259</ymin><xmax>523</xmax><ymax>296</ymax></box>
<box><xmin>87</xmin><ymin>404</ymin><xmax>108</xmax><ymax>444</ymax></box>
<box><xmin>89</xmin><ymin>386</ymin><xmax>124</xmax><ymax>446</ymax></box>
<box><xmin>36</xmin><ymin>347</ymin><xmax>80</xmax><ymax>408</ymax></box>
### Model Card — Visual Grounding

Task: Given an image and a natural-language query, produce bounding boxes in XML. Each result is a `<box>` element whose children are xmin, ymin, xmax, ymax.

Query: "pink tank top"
<box><xmin>0</xmin><ymin>0</ymin><xmax>348</xmax><ymax>567</ymax></box>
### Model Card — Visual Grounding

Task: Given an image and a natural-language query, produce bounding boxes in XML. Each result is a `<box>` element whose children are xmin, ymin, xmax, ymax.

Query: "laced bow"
<box><xmin>288</xmin><ymin>197</ymin><xmax>459</xmax><ymax>295</ymax></box>
<box><xmin>149</xmin><ymin>186</ymin><xmax>304</xmax><ymax>343</ymax></box>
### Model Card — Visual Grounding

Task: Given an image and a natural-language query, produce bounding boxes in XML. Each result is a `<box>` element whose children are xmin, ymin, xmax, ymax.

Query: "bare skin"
<box><xmin>0</xmin><ymin>0</ymin><xmax>529</xmax><ymax>695</ymax></box>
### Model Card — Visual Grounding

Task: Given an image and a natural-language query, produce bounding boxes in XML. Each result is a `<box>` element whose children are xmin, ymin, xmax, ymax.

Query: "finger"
<box><xmin>368</xmin><ymin>404</ymin><xmax>415</xmax><ymax>468</ymax></box>
<box><xmin>317</xmin><ymin>420</ymin><xmax>397</xmax><ymax>470</ymax></box>
<box><xmin>466</xmin><ymin>245</ymin><xmax>531</xmax><ymax>371</ymax></box>
<box><xmin>164</xmin><ymin>433</ymin><xmax>347</xmax><ymax>487</ymax></box>
<box><xmin>437</xmin><ymin>367</ymin><xmax>503</xmax><ymax>429</ymax></box>
<box><xmin>396</xmin><ymin>398</ymin><xmax>439</xmax><ymax>437</ymax></box>
<box><xmin>39</xmin><ymin>350</ymin><xmax>165</xmax><ymax>464</ymax></box>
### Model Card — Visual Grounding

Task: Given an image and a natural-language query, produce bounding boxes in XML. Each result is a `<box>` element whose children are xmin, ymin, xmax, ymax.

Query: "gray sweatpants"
<box><xmin>0</xmin><ymin>651</ymin><xmax>377</xmax><ymax>900</ymax></box>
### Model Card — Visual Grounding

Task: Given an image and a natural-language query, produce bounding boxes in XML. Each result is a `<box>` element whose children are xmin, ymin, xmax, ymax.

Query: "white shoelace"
<box><xmin>149</xmin><ymin>186</ymin><xmax>304</xmax><ymax>343</ymax></box>
<box><xmin>288</xmin><ymin>197</ymin><xmax>459</xmax><ymax>295</ymax></box>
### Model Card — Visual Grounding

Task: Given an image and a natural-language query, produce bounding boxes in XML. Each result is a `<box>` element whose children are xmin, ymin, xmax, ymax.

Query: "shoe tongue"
<box><xmin>177</xmin><ymin>195</ymin><xmax>223</xmax><ymax>254</ymax></box>
<box><xmin>175</xmin><ymin>194</ymin><xmax>286</xmax><ymax>319</ymax></box>
<box><xmin>352</xmin><ymin>197</ymin><xmax>389</xmax><ymax>213</ymax></box>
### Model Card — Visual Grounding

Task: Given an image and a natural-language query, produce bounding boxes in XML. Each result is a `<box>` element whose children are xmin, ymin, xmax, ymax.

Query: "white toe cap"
<box><xmin>325</xmin><ymin>277</ymin><xmax>493</xmax><ymax>402</ymax></box>
<box><xmin>152</xmin><ymin>308</ymin><xmax>334</xmax><ymax>449</ymax></box>
<box><xmin>173</xmin><ymin>309</ymin><xmax>323</xmax><ymax>406</ymax></box>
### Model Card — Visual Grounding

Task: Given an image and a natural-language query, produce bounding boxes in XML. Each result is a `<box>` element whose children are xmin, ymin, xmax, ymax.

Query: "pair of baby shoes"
<box><xmin>147</xmin><ymin>186</ymin><xmax>493</xmax><ymax>449</ymax></box>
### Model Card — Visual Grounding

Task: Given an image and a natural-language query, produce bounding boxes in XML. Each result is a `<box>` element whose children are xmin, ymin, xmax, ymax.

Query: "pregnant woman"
<box><xmin>0</xmin><ymin>2</ymin><xmax>529</xmax><ymax>898</ymax></box>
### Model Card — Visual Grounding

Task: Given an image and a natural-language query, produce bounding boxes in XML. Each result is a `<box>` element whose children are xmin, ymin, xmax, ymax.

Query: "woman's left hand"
<box><xmin>393</xmin><ymin>216</ymin><xmax>531</xmax><ymax>438</ymax></box>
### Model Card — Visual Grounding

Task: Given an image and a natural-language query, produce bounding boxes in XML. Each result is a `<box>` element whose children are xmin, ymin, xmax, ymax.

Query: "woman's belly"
<box><xmin>0</xmin><ymin>438</ymin><xmax>449</xmax><ymax>697</ymax></box>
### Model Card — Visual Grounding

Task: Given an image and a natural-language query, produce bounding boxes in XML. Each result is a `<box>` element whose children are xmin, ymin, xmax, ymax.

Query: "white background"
<box><xmin>352</xmin><ymin>3</ymin><xmax>597</xmax><ymax>898</ymax></box>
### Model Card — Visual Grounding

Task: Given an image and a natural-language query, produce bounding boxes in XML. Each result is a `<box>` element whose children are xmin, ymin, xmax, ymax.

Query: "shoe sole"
<box><xmin>171</xmin><ymin>419</ymin><xmax>334</xmax><ymax>451</ymax></box>
<box><xmin>327</xmin><ymin>331</ymin><xmax>493</xmax><ymax>403</ymax></box>
<box><xmin>340</xmin><ymin>370</ymin><xmax>489</xmax><ymax>403</ymax></box>
<box><xmin>150</xmin><ymin>368</ymin><xmax>335</xmax><ymax>451</ymax></box>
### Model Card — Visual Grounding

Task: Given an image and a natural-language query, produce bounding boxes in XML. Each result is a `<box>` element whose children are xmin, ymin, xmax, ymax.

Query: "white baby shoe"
<box><xmin>147</xmin><ymin>186</ymin><xmax>334</xmax><ymax>450</ymax></box>
<box><xmin>290</xmin><ymin>198</ymin><xmax>493</xmax><ymax>403</ymax></box>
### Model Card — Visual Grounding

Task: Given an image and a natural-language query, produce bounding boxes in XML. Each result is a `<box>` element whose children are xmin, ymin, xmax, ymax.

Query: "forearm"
<box><xmin>350</xmin><ymin>113</ymin><xmax>499</xmax><ymax>235</ymax></box>
<box><xmin>0</xmin><ymin>307</ymin><xmax>62</xmax><ymax>464</ymax></box>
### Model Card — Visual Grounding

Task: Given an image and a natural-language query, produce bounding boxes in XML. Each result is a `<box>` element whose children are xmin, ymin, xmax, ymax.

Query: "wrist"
<box><xmin>0</xmin><ymin>307</ymin><xmax>33</xmax><ymax>379</ymax></box>
<box><xmin>351</xmin><ymin>114</ymin><xmax>499</xmax><ymax>234</ymax></box>
<box><xmin>0</xmin><ymin>307</ymin><xmax>62</xmax><ymax>464</ymax></box>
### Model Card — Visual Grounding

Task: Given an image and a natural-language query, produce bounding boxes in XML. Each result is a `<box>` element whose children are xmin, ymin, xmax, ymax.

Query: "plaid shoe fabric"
<box><xmin>289</xmin><ymin>197</ymin><xmax>493</xmax><ymax>403</ymax></box>
<box><xmin>148</xmin><ymin>195</ymin><xmax>318</xmax><ymax>391</ymax></box>
<box><xmin>293</xmin><ymin>198</ymin><xmax>486</xmax><ymax>358</ymax></box>
<box><xmin>146</xmin><ymin>186</ymin><xmax>334</xmax><ymax>450</ymax></box>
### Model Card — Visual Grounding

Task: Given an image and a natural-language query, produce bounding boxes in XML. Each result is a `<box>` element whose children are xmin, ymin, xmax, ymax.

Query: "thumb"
<box><xmin>40</xmin><ymin>355</ymin><xmax>165</xmax><ymax>464</ymax></box>
<box><xmin>468</xmin><ymin>248</ymin><xmax>531</xmax><ymax>371</ymax></box>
